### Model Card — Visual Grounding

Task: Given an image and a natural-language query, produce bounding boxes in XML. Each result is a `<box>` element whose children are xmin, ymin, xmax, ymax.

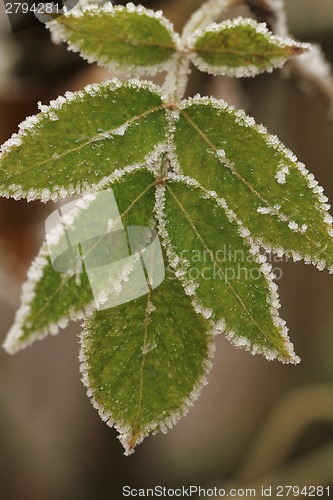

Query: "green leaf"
<box><xmin>0</xmin><ymin>80</ymin><xmax>167</xmax><ymax>201</ymax></box>
<box><xmin>172</xmin><ymin>97</ymin><xmax>333</xmax><ymax>271</ymax></box>
<box><xmin>2</xmin><ymin>244</ymin><xmax>94</xmax><ymax>354</ymax></box>
<box><xmin>155</xmin><ymin>177</ymin><xmax>299</xmax><ymax>363</ymax></box>
<box><xmin>188</xmin><ymin>18</ymin><xmax>308</xmax><ymax>77</ymax></box>
<box><xmin>3</xmin><ymin>169</ymin><xmax>156</xmax><ymax>353</ymax></box>
<box><xmin>80</xmin><ymin>266</ymin><xmax>213</xmax><ymax>455</ymax></box>
<box><xmin>47</xmin><ymin>4</ymin><xmax>178</xmax><ymax>75</ymax></box>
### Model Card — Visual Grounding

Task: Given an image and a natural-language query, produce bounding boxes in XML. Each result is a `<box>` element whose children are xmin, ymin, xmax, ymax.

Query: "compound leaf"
<box><xmin>188</xmin><ymin>18</ymin><xmax>307</xmax><ymax>77</ymax></box>
<box><xmin>155</xmin><ymin>177</ymin><xmax>298</xmax><ymax>364</ymax></box>
<box><xmin>0</xmin><ymin>80</ymin><xmax>167</xmax><ymax>201</ymax></box>
<box><xmin>81</xmin><ymin>264</ymin><xmax>214</xmax><ymax>455</ymax></box>
<box><xmin>47</xmin><ymin>3</ymin><xmax>178</xmax><ymax>75</ymax></box>
<box><xmin>172</xmin><ymin>97</ymin><xmax>333</xmax><ymax>271</ymax></box>
<box><xmin>3</xmin><ymin>169</ymin><xmax>156</xmax><ymax>353</ymax></box>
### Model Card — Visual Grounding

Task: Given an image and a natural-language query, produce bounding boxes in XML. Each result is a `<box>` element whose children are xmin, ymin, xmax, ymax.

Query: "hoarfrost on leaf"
<box><xmin>188</xmin><ymin>17</ymin><xmax>309</xmax><ymax>78</ymax></box>
<box><xmin>46</xmin><ymin>3</ymin><xmax>179</xmax><ymax>76</ymax></box>
<box><xmin>173</xmin><ymin>96</ymin><xmax>333</xmax><ymax>272</ymax></box>
<box><xmin>0</xmin><ymin>80</ymin><xmax>168</xmax><ymax>201</ymax></box>
<box><xmin>1</xmin><ymin>0</ymin><xmax>332</xmax><ymax>456</ymax></box>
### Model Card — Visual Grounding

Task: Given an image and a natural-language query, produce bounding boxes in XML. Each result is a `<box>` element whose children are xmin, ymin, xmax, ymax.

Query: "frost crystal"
<box><xmin>216</xmin><ymin>149</ymin><xmax>226</xmax><ymax>159</ymax></box>
<box><xmin>184</xmin><ymin>282</ymin><xmax>198</xmax><ymax>296</ymax></box>
<box><xmin>257</xmin><ymin>206</ymin><xmax>273</xmax><ymax>215</ymax></box>
<box><xmin>0</xmin><ymin>135</ymin><xmax>22</xmax><ymax>154</ymax></box>
<box><xmin>288</xmin><ymin>221</ymin><xmax>299</xmax><ymax>231</ymax></box>
<box><xmin>275</xmin><ymin>163</ymin><xmax>290</xmax><ymax>184</ymax></box>
<box><xmin>112</xmin><ymin>123</ymin><xmax>130</xmax><ymax>136</ymax></box>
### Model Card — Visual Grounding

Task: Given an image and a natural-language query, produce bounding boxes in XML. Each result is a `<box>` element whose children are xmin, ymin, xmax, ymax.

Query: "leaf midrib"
<box><xmin>192</xmin><ymin>45</ymin><xmax>290</xmax><ymax>59</ymax></box>
<box><xmin>127</xmin><ymin>289</ymin><xmax>152</xmax><ymax>451</ymax></box>
<box><xmin>4</xmin><ymin>105</ymin><xmax>166</xmax><ymax>181</ymax></box>
<box><xmin>61</xmin><ymin>20</ymin><xmax>176</xmax><ymax>52</ymax></box>
<box><xmin>179</xmin><ymin>107</ymin><xmax>318</xmax><ymax>249</ymax></box>
<box><xmin>166</xmin><ymin>183</ymin><xmax>291</xmax><ymax>357</ymax></box>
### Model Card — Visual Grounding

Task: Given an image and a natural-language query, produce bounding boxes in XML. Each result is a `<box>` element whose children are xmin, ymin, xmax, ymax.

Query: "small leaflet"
<box><xmin>188</xmin><ymin>17</ymin><xmax>309</xmax><ymax>77</ymax></box>
<box><xmin>46</xmin><ymin>3</ymin><xmax>180</xmax><ymax>76</ymax></box>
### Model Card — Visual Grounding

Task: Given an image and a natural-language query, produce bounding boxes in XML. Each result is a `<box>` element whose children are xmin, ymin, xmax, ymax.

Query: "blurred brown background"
<box><xmin>0</xmin><ymin>1</ymin><xmax>333</xmax><ymax>499</ymax></box>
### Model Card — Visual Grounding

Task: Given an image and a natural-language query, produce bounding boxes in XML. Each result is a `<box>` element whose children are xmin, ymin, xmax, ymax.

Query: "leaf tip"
<box><xmin>2</xmin><ymin>334</ymin><xmax>17</xmax><ymax>355</ymax></box>
<box><xmin>118</xmin><ymin>425</ymin><xmax>147</xmax><ymax>456</ymax></box>
<box><xmin>277</xmin><ymin>349</ymin><xmax>301</xmax><ymax>365</ymax></box>
<box><xmin>276</xmin><ymin>339</ymin><xmax>301</xmax><ymax>365</ymax></box>
<box><xmin>286</xmin><ymin>43</ymin><xmax>310</xmax><ymax>57</ymax></box>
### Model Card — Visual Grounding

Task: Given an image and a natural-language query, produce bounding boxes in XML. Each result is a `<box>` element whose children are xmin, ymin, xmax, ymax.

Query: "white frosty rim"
<box><xmin>79</xmin><ymin>298</ymin><xmax>216</xmax><ymax>456</ymax></box>
<box><xmin>187</xmin><ymin>17</ymin><xmax>310</xmax><ymax>78</ymax></box>
<box><xmin>0</xmin><ymin>78</ymin><xmax>168</xmax><ymax>202</ymax></box>
<box><xmin>173</xmin><ymin>94</ymin><xmax>333</xmax><ymax>274</ymax></box>
<box><xmin>2</xmin><ymin>241</ymin><xmax>96</xmax><ymax>355</ymax></box>
<box><xmin>46</xmin><ymin>2</ymin><xmax>181</xmax><ymax>77</ymax></box>
<box><xmin>2</xmin><ymin>166</ymin><xmax>158</xmax><ymax>354</ymax></box>
<box><xmin>155</xmin><ymin>176</ymin><xmax>300</xmax><ymax>364</ymax></box>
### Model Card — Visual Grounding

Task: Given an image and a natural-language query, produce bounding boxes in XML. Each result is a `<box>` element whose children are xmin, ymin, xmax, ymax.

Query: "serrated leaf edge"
<box><xmin>172</xmin><ymin>95</ymin><xmax>333</xmax><ymax>272</ymax></box>
<box><xmin>3</xmin><ymin>167</ymin><xmax>161</xmax><ymax>353</ymax></box>
<box><xmin>155</xmin><ymin>176</ymin><xmax>300</xmax><ymax>364</ymax></box>
<box><xmin>2</xmin><ymin>242</ymin><xmax>95</xmax><ymax>354</ymax></box>
<box><xmin>187</xmin><ymin>17</ymin><xmax>309</xmax><ymax>77</ymax></box>
<box><xmin>47</xmin><ymin>2</ymin><xmax>180</xmax><ymax>77</ymax></box>
<box><xmin>0</xmin><ymin>78</ymin><xmax>167</xmax><ymax>201</ymax></box>
<box><xmin>79</xmin><ymin>317</ymin><xmax>215</xmax><ymax>455</ymax></box>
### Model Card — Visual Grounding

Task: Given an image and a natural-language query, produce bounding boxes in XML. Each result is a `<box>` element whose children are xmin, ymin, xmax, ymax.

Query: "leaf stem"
<box><xmin>163</xmin><ymin>53</ymin><xmax>191</xmax><ymax>103</ymax></box>
<box><xmin>163</xmin><ymin>0</ymin><xmax>241</xmax><ymax>103</ymax></box>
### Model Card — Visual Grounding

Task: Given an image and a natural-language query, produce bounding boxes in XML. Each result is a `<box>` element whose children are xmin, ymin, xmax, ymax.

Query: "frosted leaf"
<box><xmin>3</xmin><ymin>169</ymin><xmax>157</xmax><ymax>353</ymax></box>
<box><xmin>2</xmin><ymin>242</ymin><xmax>95</xmax><ymax>354</ymax></box>
<box><xmin>46</xmin><ymin>3</ymin><xmax>180</xmax><ymax>77</ymax></box>
<box><xmin>0</xmin><ymin>80</ymin><xmax>168</xmax><ymax>201</ymax></box>
<box><xmin>173</xmin><ymin>95</ymin><xmax>333</xmax><ymax>272</ymax></box>
<box><xmin>156</xmin><ymin>176</ymin><xmax>298</xmax><ymax>363</ymax></box>
<box><xmin>188</xmin><ymin>17</ymin><xmax>309</xmax><ymax>78</ymax></box>
<box><xmin>80</xmin><ymin>264</ymin><xmax>214</xmax><ymax>454</ymax></box>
